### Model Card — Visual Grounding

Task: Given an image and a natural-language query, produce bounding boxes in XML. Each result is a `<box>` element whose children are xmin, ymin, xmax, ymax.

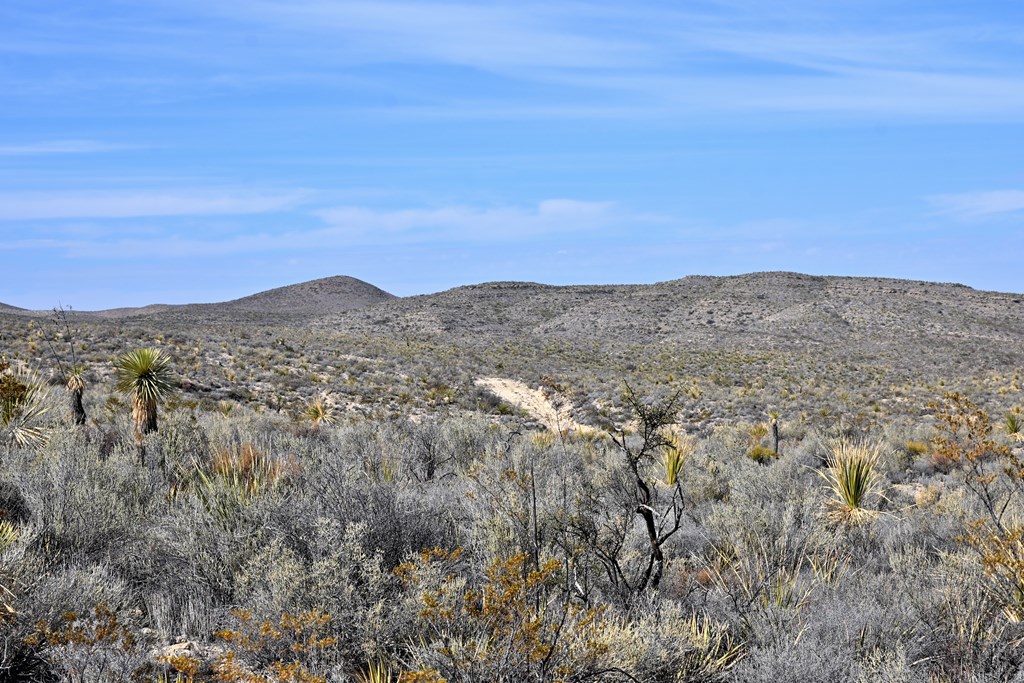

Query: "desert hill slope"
<box><xmin>168</xmin><ymin>275</ymin><xmax>396</xmax><ymax>321</ymax></box>
<box><xmin>0</xmin><ymin>275</ymin><xmax>395</xmax><ymax>321</ymax></box>
<box><xmin>2</xmin><ymin>270</ymin><xmax>1022</xmax><ymax>426</ymax></box>
<box><xmin>321</xmin><ymin>271</ymin><xmax>1024</xmax><ymax>370</ymax></box>
<box><xmin>0</xmin><ymin>302</ymin><xmax>28</xmax><ymax>314</ymax></box>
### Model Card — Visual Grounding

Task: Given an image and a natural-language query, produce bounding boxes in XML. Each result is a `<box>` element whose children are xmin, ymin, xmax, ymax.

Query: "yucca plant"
<box><xmin>303</xmin><ymin>392</ymin><xmax>337</xmax><ymax>427</ymax></box>
<box><xmin>65</xmin><ymin>365</ymin><xmax>87</xmax><ymax>426</ymax></box>
<box><xmin>1005</xmin><ymin>410</ymin><xmax>1024</xmax><ymax>443</ymax></box>
<box><xmin>768</xmin><ymin>410</ymin><xmax>781</xmax><ymax>455</ymax></box>
<box><xmin>819</xmin><ymin>440</ymin><xmax>885</xmax><ymax>524</ymax></box>
<box><xmin>45</xmin><ymin>305</ymin><xmax>88</xmax><ymax>426</ymax></box>
<box><xmin>0</xmin><ymin>360</ymin><xmax>51</xmax><ymax>449</ymax></box>
<box><xmin>115</xmin><ymin>348</ymin><xmax>174</xmax><ymax>463</ymax></box>
<box><xmin>355</xmin><ymin>659</ymin><xmax>397</xmax><ymax>683</ymax></box>
<box><xmin>661</xmin><ymin>430</ymin><xmax>694</xmax><ymax>486</ymax></box>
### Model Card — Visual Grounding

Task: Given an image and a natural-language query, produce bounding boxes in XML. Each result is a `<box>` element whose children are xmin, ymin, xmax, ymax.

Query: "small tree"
<box><xmin>115</xmin><ymin>348</ymin><xmax>174</xmax><ymax>464</ymax></box>
<box><xmin>606</xmin><ymin>384</ymin><xmax>685</xmax><ymax>597</ymax></box>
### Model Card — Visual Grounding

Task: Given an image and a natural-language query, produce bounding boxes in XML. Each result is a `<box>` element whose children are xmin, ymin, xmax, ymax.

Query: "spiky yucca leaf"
<box><xmin>0</xmin><ymin>520</ymin><xmax>18</xmax><ymax>551</ymax></box>
<box><xmin>676</xmin><ymin>613</ymin><xmax>745</xmax><ymax>680</ymax></box>
<box><xmin>355</xmin><ymin>659</ymin><xmax>396</xmax><ymax>683</ymax></box>
<box><xmin>304</xmin><ymin>393</ymin><xmax>337</xmax><ymax>427</ymax></box>
<box><xmin>115</xmin><ymin>348</ymin><xmax>173</xmax><ymax>403</ymax></box>
<box><xmin>65</xmin><ymin>365</ymin><xmax>86</xmax><ymax>392</ymax></box>
<box><xmin>0</xmin><ymin>363</ymin><xmax>51</xmax><ymax>448</ymax></box>
<box><xmin>661</xmin><ymin>430</ymin><xmax>694</xmax><ymax>486</ymax></box>
<box><xmin>1005</xmin><ymin>411</ymin><xmax>1024</xmax><ymax>443</ymax></box>
<box><xmin>819</xmin><ymin>440</ymin><xmax>885</xmax><ymax>523</ymax></box>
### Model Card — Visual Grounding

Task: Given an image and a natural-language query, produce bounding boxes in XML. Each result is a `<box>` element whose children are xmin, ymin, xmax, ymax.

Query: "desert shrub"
<box><xmin>150</xmin><ymin>409</ymin><xmax>211</xmax><ymax>477</ymax></box>
<box><xmin>7</xmin><ymin>428</ymin><xmax>162</xmax><ymax>569</ymax></box>
<box><xmin>0</xmin><ymin>479</ymin><xmax>31</xmax><ymax>524</ymax></box>
<box><xmin>210</xmin><ymin>607</ymin><xmax>337</xmax><ymax>682</ymax></box>
<box><xmin>919</xmin><ymin>552</ymin><xmax>1024</xmax><ymax>681</ymax></box>
<box><xmin>397</xmin><ymin>549</ymin><xmax>614</xmax><ymax>682</ymax></box>
<box><xmin>26</xmin><ymin>602</ymin><xmax>149</xmax><ymax>682</ymax></box>
<box><xmin>747</xmin><ymin>444</ymin><xmax>777</xmax><ymax>464</ymax></box>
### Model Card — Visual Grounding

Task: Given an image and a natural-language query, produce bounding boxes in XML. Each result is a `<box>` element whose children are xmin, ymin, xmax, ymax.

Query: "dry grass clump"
<box><xmin>203</xmin><ymin>442</ymin><xmax>291</xmax><ymax>500</ymax></box>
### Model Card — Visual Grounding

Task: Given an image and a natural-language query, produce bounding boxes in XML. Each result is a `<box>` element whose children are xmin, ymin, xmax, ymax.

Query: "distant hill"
<box><xmin>320</xmin><ymin>272</ymin><xmax>1024</xmax><ymax>370</ymax></box>
<box><xmin>173</xmin><ymin>275</ymin><xmax>396</xmax><ymax>320</ymax></box>
<box><xmin>0</xmin><ymin>302</ymin><xmax>28</xmax><ymax>315</ymax></box>
<box><xmin>3</xmin><ymin>271</ymin><xmax>1023</xmax><ymax>426</ymax></box>
<box><xmin>4</xmin><ymin>273</ymin><xmax>1024</xmax><ymax>372</ymax></box>
<box><xmin>0</xmin><ymin>276</ymin><xmax>396</xmax><ymax>322</ymax></box>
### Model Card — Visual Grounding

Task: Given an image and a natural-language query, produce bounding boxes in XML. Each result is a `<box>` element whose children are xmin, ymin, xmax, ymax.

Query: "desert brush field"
<box><xmin>2</xmin><ymin>272</ymin><xmax>1024</xmax><ymax>682</ymax></box>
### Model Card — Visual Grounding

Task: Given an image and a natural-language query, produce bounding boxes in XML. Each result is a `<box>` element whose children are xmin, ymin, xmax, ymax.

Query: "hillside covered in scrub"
<box><xmin>2</xmin><ymin>271</ymin><xmax>1024</xmax><ymax>681</ymax></box>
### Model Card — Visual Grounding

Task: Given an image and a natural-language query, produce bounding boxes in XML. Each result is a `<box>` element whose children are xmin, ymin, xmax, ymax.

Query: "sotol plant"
<box><xmin>819</xmin><ymin>439</ymin><xmax>885</xmax><ymax>524</ymax></box>
<box><xmin>303</xmin><ymin>392</ymin><xmax>338</xmax><ymax>427</ymax></box>
<box><xmin>661</xmin><ymin>430</ymin><xmax>695</xmax><ymax>486</ymax></box>
<box><xmin>115</xmin><ymin>348</ymin><xmax>174</xmax><ymax>463</ymax></box>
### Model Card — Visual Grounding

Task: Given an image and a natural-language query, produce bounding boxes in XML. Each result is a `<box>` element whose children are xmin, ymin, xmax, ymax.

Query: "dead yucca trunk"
<box><xmin>131</xmin><ymin>395</ymin><xmax>157</xmax><ymax>464</ymax></box>
<box><xmin>115</xmin><ymin>348</ymin><xmax>174</xmax><ymax>467</ymax></box>
<box><xmin>66</xmin><ymin>373</ymin><xmax>86</xmax><ymax>426</ymax></box>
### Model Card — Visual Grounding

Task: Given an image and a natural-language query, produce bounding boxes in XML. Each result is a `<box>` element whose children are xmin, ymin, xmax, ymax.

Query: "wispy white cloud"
<box><xmin>0</xmin><ymin>189</ymin><xmax>306</xmax><ymax>220</ymax></box>
<box><xmin>929</xmin><ymin>190</ymin><xmax>1024</xmax><ymax>218</ymax></box>
<box><xmin>0</xmin><ymin>199</ymin><xmax>654</xmax><ymax>257</ymax></box>
<box><xmin>196</xmin><ymin>1</ymin><xmax>648</xmax><ymax>71</ymax></box>
<box><xmin>315</xmin><ymin>199</ymin><xmax>625</xmax><ymax>241</ymax></box>
<box><xmin>7</xmin><ymin>1</ymin><xmax>1024</xmax><ymax>120</ymax></box>
<box><xmin>0</xmin><ymin>140</ymin><xmax>134</xmax><ymax>155</ymax></box>
<box><xmin>177</xmin><ymin>0</ymin><xmax>1024</xmax><ymax>119</ymax></box>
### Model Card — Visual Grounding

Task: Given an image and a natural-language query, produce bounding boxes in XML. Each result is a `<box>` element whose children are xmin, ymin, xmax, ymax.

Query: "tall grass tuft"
<box><xmin>355</xmin><ymin>659</ymin><xmax>397</xmax><ymax>683</ymax></box>
<box><xmin>0</xmin><ymin>519</ymin><xmax>17</xmax><ymax>551</ymax></box>
<box><xmin>819</xmin><ymin>439</ymin><xmax>885</xmax><ymax>524</ymax></box>
<box><xmin>190</xmin><ymin>443</ymin><xmax>293</xmax><ymax>526</ymax></box>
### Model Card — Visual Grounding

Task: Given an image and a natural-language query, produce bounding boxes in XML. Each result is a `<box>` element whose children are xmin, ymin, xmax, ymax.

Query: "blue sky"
<box><xmin>2</xmin><ymin>0</ymin><xmax>1023</xmax><ymax>308</ymax></box>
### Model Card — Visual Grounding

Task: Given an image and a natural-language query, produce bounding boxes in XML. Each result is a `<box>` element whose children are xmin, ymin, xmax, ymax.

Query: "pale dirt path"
<box><xmin>475</xmin><ymin>377</ymin><xmax>587</xmax><ymax>433</ymax></box>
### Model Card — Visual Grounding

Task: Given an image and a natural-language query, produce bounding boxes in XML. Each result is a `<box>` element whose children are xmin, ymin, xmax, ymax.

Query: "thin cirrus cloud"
<box><xmin>189</xmin><ymin>0</ymin><xmax>648</xmax><ymax>71</ymax></box>
<box><xmin>928</xmin><ymin>190</ymin><xmax>1024</xmax><ymax>219</ymax></box>
<box><xmin>0</xmin><ymin>189</ymin><xmax>306</xmax><ymax>221</ymax></box>
<box><xmin>2</xmin><ymin>199</ymin><xmax>640</xmax><ymax>258</ymax></box>
<box><xmin>11</xmin><ymin>1</ymin><xmax>1005</xmax><ymax>122</ymax></box>
<box><xmin>315</xmin><ymin>199</ymin><xmax>630</xmax><ymax>242</ymax></box>
<box><xmin>0</xmin><ymin>139</ymin><xmax>133</xmax><ymax>155</ymax></box>
<box><xmin>165</xmin><ymin>0</ymin><xmax>1024</xmax><ymax>120</ymax></box>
